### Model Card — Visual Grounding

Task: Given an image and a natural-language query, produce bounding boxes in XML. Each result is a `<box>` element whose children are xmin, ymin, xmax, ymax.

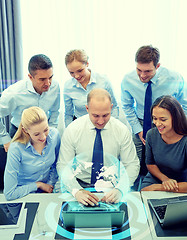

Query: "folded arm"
<box><xmin>4</xmin><ymin>146</ymin><xmax>38</xmax><ymax>200</ymax></box>
<box><xmin>146</xmin><ymin>164</ymin><xmax>179</xmax><ymax>191</ymax></box>
<box><xmin>141</xmin><ymin>182</ymin><xmax>187</xmax><ymax>193</ymax></box>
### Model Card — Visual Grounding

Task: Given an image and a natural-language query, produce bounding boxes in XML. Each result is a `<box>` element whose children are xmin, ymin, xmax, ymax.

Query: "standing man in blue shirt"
<box><xmin>121</xmin><ymin>45</ymin><xmax>187</xmax><ymax>185</ymax></box>
<box><xmin>0</xmin><ymin>54</ymin><xmax>60</xmax><ymax>152</ymax></box>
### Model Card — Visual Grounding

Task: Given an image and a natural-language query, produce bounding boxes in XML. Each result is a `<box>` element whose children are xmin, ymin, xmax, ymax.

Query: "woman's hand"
<box><xmin>36</xmin><ymin>182</ymin><xmax>54</xmax><ymax>193</ymax></box>
<box><xmin>162</xmin><ymin>178</ymin><xmax>179</xmax><ymax>191</ymax></box>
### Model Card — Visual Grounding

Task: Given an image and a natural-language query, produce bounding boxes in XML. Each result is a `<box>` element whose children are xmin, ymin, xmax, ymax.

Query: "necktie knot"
<box><xmin>95</xmin><ymin>128</ymin><xmax>101</xmax><ymax>133</ymax></box>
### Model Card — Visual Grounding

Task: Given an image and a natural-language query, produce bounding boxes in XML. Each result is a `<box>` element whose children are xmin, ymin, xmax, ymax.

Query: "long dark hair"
<box><xmin>151</xmin><ymin>95</ymin><xmax>187</xmax><ymax>135</ymax></box>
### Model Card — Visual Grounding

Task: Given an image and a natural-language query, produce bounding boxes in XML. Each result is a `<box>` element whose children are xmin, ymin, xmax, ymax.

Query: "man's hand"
<box><xmin>75</xmin><ymin>189</ymin><xmax>99</xmax><ymax>206</ymax></box>
<box><xmin>4</xmin><ymin>142</ymin><xmax>10</xmax><ymax>152</ymax></box>
<box><xmin>101</xmin><ymin>189</ymin><xmax>122</xmax><ymax>203</ymax></box>
<box><xmin>138</xmin><ymin>131</ymin><xmax>145</xmax><ymax>145</ymax></box>
<box><xmin>36</xmin><ymin>182</ymin><xmax>54</xmax><ymax>193</ymax></box>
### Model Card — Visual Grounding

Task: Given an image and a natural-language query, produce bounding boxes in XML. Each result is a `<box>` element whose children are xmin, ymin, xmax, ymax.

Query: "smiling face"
<box><xmin>86</xmin><ymin>97</ymin><xmax>112</xmax><ymax>129</ymax></box>
<box><xmin>152</xmin><ymin>106</ymin><xmax>174</xmax><ymax>136</ymax></box>
<box><xmin>28</xmin><ymin>68</ymin><xmax>53</xmax><ymax>94</ymax></box>
<box><xmin>25</xmin><ymin>120</ymin><xmax>49</xmax><ymax>145</ymax></box>
<box><xmin>136</xmin><ymin>61</ymin><xmax>160</xmax><ymax>83</ymax></box>
<box><xmin>66</xmin><ymin>60</ymin><xmax>90</xmax><ymax>85</ymax></box>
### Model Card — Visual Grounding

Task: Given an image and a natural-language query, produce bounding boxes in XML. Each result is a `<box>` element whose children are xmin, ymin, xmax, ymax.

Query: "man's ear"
<box><xmin>28</xmin><ymin>73</ymin><xmax>33</xmax><ymax>81</ymax></box>
<box><xmin>86</xmin><ymin>105</ymin><xmax>89</xmax><ymax>113</ymax></box>
<box><xmin>111</xmin><ymin>104</ymin><xmax>113</xmax><ymax>110</ymax></box>
<box><xmin>156</xmin><ymin>63</ymin><xmax>160</xmax><ymax>69</ymax></box>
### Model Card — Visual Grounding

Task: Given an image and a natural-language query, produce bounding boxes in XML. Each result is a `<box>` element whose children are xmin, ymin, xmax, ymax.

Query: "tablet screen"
<box><xmin>65</xmin><ymin>201</ymin><xmax>121</xmax><ymax>212</ymax></box>
<box><xmin>0</xmin><ymin>202</ymin><xmax>24</xmax><ymax>228</ymax></box>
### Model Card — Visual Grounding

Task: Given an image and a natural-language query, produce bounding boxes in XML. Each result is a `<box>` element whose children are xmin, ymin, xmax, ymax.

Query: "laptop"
<box><xmin>148</xmin><ymin>195</ymin><xmax>187</xmax><ymax>228</ymax></box>
<box><xmin>0</xmin><ymin>202</ymin><xmax>25</xmax><ymax>229</ymax></box>
<box><xmin>61</xmin><ymin>201</ymin><xmax>126</xmax><ymax>228</ymax></box>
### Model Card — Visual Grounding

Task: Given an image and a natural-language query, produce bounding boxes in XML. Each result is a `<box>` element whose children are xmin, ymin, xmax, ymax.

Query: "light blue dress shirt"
<box><xmin>63</xmin><ymin>71</ymin><xmax>119</xmax><ymax>127</ymax></box>
<box><xmin>0</xmin><ymin>79</ymin><xmax>60</xmax><ymax>144</ymax></box>
<box><xmin>4</xmin><ymin>128</ymin><xmax>61</xmax><ymax>200</ymax></box>
<box><xmin>121</xmin><ymin>66</ymin><xmax>187</xmax><ymax>135</ymax></box>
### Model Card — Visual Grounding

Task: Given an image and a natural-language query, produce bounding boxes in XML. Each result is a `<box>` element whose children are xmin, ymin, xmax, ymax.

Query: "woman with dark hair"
<box><xmin>141</xmin><ymin>95</ymin><xmax>187</xmax><ymax>192</ymax></box>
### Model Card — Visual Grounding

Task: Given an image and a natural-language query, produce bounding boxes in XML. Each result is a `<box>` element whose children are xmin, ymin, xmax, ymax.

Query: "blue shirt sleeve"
<box><xmin>47</xmin><ymin>130</ymin><xmax>61</xmax><ymax>186</ymax></box>
<box><xmin>63</xmin><ymin>81</ymin><xmax>74</xmax><ymax>127</ymax></box>
<box><xmin>48</xmin><ymin>82</ymin><xmax>61</xmax><ymax>127</ymax></box>
<box><xmin>0</xmin><ymin>86</ymin><xmax>17</xmax><ymax>144</ymax></box>
<box><xmin>104</xmin><ymin>79</ymin><xmax>119</xmax><ymax>118</ymax></box>
<box><xmin>121</xmin><ymin>76</ymin><xmax>143</xmax><ymax>134</ymax></box>
<box><xmin>4</xmin><ymin>143</ymin><xmax>38</xmax><ymax>201</ymax></box>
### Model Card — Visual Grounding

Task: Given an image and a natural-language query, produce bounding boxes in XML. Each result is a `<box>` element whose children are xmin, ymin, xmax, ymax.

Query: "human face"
<box><xmin>25</xmin><ymin>120</ymin><xmax>49</xmax><ymax>145</ymax></box>
<box><xmin>136</xmin><ymin>61</ymin><xmax>160</xmax><ymax>83</ymax></box>
<box><xmin>152</xmin><ymin>106</ymin><xmax>174</xmax><ymax>136</ymax></box>
<box><xmin>86</xmin><ymin>98</ymin><xmax>112</xmax><ymax>129</ymax></box>
<box><xmin>28</xmin><ymin>68</ymin><xmax>53</xmax><ymax>94</ymax></box>
<box><xmin>66</xmin><ymin>60</ymin><xmax>90</xmax><ymax>85</ymax></box>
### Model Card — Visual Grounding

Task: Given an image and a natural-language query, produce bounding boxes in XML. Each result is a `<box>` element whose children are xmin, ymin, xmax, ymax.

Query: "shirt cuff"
<box><xmin>0</xmin><ymin>135</ymin><xmax>12</xmax><ymax>145</ymax></box>
<box><xmin>72</xmin><ymin>188</ymin><xmax>82</xmax><ymax>197</ymax></box>
<box><xmin>133</xmin><ymin>123</ymin><xmax>143</xmax><ymax>135</ymax></box>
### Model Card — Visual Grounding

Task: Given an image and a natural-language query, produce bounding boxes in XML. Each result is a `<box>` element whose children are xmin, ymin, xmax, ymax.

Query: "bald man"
<box><xmin>57</xmin><ymin>88</ymin><xmax>139</xmax><ymax>205</ymax></box>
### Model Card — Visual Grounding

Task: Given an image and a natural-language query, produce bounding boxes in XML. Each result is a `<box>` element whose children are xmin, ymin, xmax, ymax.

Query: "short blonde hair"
<box><xmin>65</xmin><ymin>49</ymin><xmax>88</xmax><ymax>65</ymax></box>
<box><xmin>12</xmin><ymin>106</ymin><xmax>47</xmax><ymax>144</ymax></box>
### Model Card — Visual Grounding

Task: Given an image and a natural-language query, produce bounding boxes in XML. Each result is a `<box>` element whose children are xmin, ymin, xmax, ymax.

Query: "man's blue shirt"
<box><xmin>0</xmin><ymin>79</ymin><xmax>60</xmax><ymax>144</ymax></box>
<box><xmin>121</xmin><ymin>66</ymin><xmax>187</xmax><ymax>134</ymax></box>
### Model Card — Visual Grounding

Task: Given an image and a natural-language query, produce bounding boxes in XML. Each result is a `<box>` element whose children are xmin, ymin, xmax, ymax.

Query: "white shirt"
<box><xmin>57</xmin><ymin>115</ymin><xmax>140</xmax><ymax>195</ymax></box>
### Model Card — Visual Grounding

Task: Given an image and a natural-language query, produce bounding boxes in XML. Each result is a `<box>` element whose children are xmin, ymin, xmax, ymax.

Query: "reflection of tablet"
<box><xmin>0</xmin><ymin>202</ymin><xmax>25</xmax><ymax>229</ymax></box>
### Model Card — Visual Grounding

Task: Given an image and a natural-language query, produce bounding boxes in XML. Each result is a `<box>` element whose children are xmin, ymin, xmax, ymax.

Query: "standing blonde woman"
<box><xmin>4</xmin><ymin>107</ymin><xmax>61</xmax><ymax>200</ymax></box>
<box><xmin>64</xmin><ymin>49</ymin><xmax>119</xmax><ymax>127</ymax></box>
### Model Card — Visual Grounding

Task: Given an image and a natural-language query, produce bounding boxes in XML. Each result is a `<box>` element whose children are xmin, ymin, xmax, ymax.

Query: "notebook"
<box><xmin>148</xmin><ymin>195</ymin><xmax>187</xmax><ymax>228</ymax></box>
<box><xmin>0</xmin><ymin>202</ymin><xmax>25</xmax><ymax>229</ymax></box>
<box><xmin>61</xmin><ymin>201</ymin><xmax>126</xmax><ymax>228</ymax></box>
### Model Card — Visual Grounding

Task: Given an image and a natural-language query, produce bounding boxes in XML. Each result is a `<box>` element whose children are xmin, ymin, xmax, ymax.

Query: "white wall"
<box><xmin>20</xmin><ymin>0</ymin><xmax>187</xmax><ymax>132</ymax></box>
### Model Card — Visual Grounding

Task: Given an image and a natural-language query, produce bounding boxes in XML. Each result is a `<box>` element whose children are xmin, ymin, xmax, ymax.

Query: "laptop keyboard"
<box><xmin>154</xmin><ymin>205</ymin><xmax>167</xmax><ymax>220</ymax></box>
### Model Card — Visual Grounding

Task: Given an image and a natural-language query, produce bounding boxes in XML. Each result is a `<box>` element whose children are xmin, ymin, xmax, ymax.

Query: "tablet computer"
<box><xmin>0</xmin><ymin>202</ymin><xmax>25</xmax><ymax>229</ymax></box>
<box><xmin>61</xmin><ymin>201</ymin><xmax>126</xmax><ymax>228</ymax></box>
